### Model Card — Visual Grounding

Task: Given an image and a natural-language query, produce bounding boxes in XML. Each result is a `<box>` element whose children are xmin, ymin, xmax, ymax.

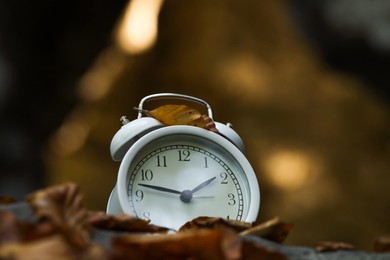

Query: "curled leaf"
<box><xmin>135</xmin><ymin>105</ymin><xmax>218</xmax><ymax>132</ymax></box>
<box><xmin>26</xmin><ymin>183</ymin><xmax>91</xmax><ymax>249</ymax></box>
<box><xmin>240</xmin><ymin>217</ymin><xmax>293</xmax><ymax>243</ymax></box>
<box><xmin>202</xmin><ymin>114</ymin><xmax>218</xmax><ymax>132</ymax></box>
<box><xmin>315</xmin><ymin>241</ymin><xmax>356</xmax><ymax>252</ymax></box>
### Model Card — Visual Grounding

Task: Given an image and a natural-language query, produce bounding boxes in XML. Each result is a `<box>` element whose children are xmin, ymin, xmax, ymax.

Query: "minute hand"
<box><xmin>138</xmin><ymin>183</ymin><xmax>182</xmax><ymax>194</ymax></box>
<box><xmin>191</xmin><ymin>176</ymin><xmax>216</xmax><ymax>193</ymax></box>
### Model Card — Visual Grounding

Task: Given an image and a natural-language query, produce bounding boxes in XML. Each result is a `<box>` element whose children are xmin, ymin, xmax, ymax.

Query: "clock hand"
<box><xmin>193</xmin><ymin>196</ymin><xmax>215</xmax><ymax>199</ymax></box>
<box><xmin>139</xmin><ymin>177</ymin><xmax>216</xmax><ymax>203</ymax></box>
<box><xmin>138</xmin><ymin>183</ymin><xmax>181</xmax><ymax>195</ymax></box>
<box><xmin>181</xmin><ymin>177</ymin><xmax>216</xmax><ymax>203</ymax></box>
<box><xmin>191</xmin><ymin>176</ymin><xmax>217</xmax><ymax>193</ymax></box>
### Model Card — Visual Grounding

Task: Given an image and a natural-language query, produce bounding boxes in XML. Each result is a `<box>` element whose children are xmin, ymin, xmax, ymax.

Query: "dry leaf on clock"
<box><xmin>134</xmin><ymin>105</ymin><xmax>218</xmax><ymax>132</ymax></box>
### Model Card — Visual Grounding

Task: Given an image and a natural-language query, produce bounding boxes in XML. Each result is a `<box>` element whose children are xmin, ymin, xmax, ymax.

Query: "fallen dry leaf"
<box><xmin>0</xmin><ymin>196</ymin><xmax>16</xmax><ymax>204</ymax></box>
<box><xmin>87</xmin><ymin>211</ymin><xmax>169</xmax><ymax>234</ymax></box>
<box><xmin>0</xmin><ymin>235</ymin><xmax>76</xmax><ymax>260</ymax></box>
<box><xmin>374</xmin><ymin>235</ymin><xmax>390</xmax><ymax>253</ymax></box>
<box><xmin>240</xmin><ymin>217</ymin><xmax>293</xmax><ymax>243</ymax></box>
<box><xmin>241</xmin><ymin>239</ymin><xmax>288</xmax><ymax>260</ymax></box>
<box><xmin>0</xmin><ymin>209</ymin><xmax>63</xmax><ymax>245</ymax></box>
<box><xmin>112</xmin><ymin>228</ymin><xmax>240</xmax><ymax>260</ymax></box>
<box><xmin>135</xmin><ymin>105</ymin><xmax>218</xmax><ymax>132</ymax></box>
<box><xmin>315</xmin><ymin>241</ymin><xmax>356</xmax><ymax>252</ymax></box>
<box><xmin>0</xmin><ymin>211</ymin><xmax>22</xmax><ymax>245</ymax></box>
<box><xmin>179</xmin><ymin>216</ymin><xmax>293</xmax><ymax>244</ymax></box>
<box><xmin>0</xmin><ymin>234</ymin><xmax>110</xmax><ymax>260</ymax></box>
<box><xmin>179</xmin><ymin>216</ymin><xmax>253</xmax><ymax>233</ymax></box>
<box><xmin>26</xmin><ymin>183</ymin><xmax>91</xmax><ymax>249</ymax></box>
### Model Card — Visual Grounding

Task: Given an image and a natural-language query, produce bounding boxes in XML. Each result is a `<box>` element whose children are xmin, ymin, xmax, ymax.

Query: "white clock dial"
<box><xmin>125</xmin><ymin>134</ymin><xmax>251</xmax><ymax>230</ymax></box>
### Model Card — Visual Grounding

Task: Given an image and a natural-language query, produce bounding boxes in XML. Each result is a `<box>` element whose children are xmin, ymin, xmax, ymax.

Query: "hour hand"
<box><xmin>138</xmin><ymin>183</ymin><xmax>182</xmax><ymax>195</ymax></box>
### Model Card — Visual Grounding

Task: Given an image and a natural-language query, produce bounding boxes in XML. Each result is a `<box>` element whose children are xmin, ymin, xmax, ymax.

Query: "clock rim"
<box><xmin>115</xmin><ymin>125</ymin><xmax>260</xmax><ymax>223</ymax></box>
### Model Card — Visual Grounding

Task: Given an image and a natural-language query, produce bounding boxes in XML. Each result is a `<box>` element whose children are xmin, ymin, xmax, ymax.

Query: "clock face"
<box><xmin>120</xmin><ymin>131</ymin><xmax>257</xmax><ymax>231</ymax></box>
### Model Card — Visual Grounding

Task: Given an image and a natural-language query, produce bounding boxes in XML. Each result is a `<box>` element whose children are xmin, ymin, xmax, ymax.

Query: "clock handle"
<box><xmin>136</xmin><ymin>93</ymin><xmax>245</xmax><ymax>153</ymax></box>
<box><xmin>137</xmin><ymin>93</ymin><xmax>213</xmax><ymax>119</ymax></box>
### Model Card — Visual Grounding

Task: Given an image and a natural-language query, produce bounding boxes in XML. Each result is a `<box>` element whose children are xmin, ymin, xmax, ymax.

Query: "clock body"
<box><xmin>107</xmin><ymin>125</ymin><xmax>260</xmax><ymax>230</ymax></box>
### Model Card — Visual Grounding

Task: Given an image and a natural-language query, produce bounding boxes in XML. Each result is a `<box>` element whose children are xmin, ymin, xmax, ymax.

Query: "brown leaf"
<box><xmin>135</xmin><ymin>105</ymin><xmax>218</xmax><ymax>132</ymax></box>
<box><xmin>0</xmin><ymin>235</ymin><xmax>77</xmax><ymax>260</ymax></box>
<box><xmin>0</xmin><ymin>230</ymin><xmax>112</xmax><ymax>260</ymax></box>
<box><xmin>179</xmin><ymin>216</ymin><xmax>253</xmax><ymax>233</ymax></box>
<box><xmin>81</xmin><ymin>244</ymin><xmax>114</xmax><ymax>260</ymax></box>
<box><xmin>202</xmin><ymin>114</ymin><xmax>218</xmax><ymax>132</ymax></box>
<box><xmin>240</xmin><ymin>217</ymin><xmax>293</xmax><ymax>243</ymax></box>
<box><xmin>179</xmin><ymin>217</ymin><xmax>293</xmax><ymax>244</ymax></box>
<box><xmin>0</xmin><ymin>210</ymin><xmax>60</xmax><ymax>245</ymax></box>
<box><xmin>374</xmin><ymin>235</ymin><xmax>390</xmax><ymax>252</ymax></box>
<box><xmin>112</xmin><ymin>228</ymin><xmax>240</xmax><ymax>260</ymax></box>
<box><xmin>0</xmin><ymin>211</ymin><xmax>22</xmax><ymax>245</ymax></box>
<box><xmin>242</xmin><ymin>239</ymin><xmax>288</xmax><ymax>260</ymax></box>
<box><xmin>26</xmin><ymin>183</ymin><xmax>91</xmax><ymax>249</ymax></box>
<box><xmin>315</xmin><ymin>241</ymin><xmax>356</xmax><ymax>252</ymax></box>
<box><xmin>0</xmin><ymin>196</ymin><xmax>16</xmax><ymax>204</ymax></box>
<box><xmin>87</xmin><ymin>211</ymin><xmax>169</xmax><ymax>234</ymax></box>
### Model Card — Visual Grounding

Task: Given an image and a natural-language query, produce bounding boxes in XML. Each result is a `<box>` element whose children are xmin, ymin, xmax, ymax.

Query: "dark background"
<box><xmin>0</xmin><ymin>0</ymin><xmax>389</xmax><ymax>250</ymax></box>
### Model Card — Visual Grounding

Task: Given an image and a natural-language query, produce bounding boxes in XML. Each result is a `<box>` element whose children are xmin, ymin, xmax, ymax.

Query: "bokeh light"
<box><xmin>263</xmin><ymin>150</ymin><xmax>314</xmax><ymax>191</ymax></box>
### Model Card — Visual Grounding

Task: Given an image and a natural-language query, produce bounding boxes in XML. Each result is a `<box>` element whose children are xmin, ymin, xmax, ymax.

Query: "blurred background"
<box><xmin>0</xmin><ymin>0</ymin><xmax>389</xmax><ymax>250</ymax></box>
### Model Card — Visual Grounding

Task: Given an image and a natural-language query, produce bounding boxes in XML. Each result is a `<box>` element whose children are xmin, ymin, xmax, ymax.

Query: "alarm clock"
<box><xmin>106</xmin><ymin>93</ymin><xmax>260</xmax><ymax>230</ymax></box>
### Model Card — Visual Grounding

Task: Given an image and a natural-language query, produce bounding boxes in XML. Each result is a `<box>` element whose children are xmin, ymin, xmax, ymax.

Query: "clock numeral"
<box><xmin>135</xmin><ymin>190</ymin><xmax>144</xmax><ymax>202</ymax></box>
<box><xmin>228</xmin><ymin>193</ymin><xmax>236</xmax><ymax>206</ymax></box>
<box><xmin>141</xmin><ymin>169</ymin><xmax>153</xmax><ymax>181</ymax></box>
<box><xmin>178</xmin><ymin>150</ymin><xmax>190</xmax><ymax>161</ymax></box>
<box><xmin>157</xmin><ymin>155</ymin><xmax>167</xmax><ymax>167</ymax></box>
<box><xmin>142</xmin><ymin>211</ymin><xmax>151</xmax><ymax>221</ymax></box>
<box><xmin>204</xmin><ymin>157</ymin><xmax>209</xmax><ymax>168</ymax></box>
<box><xmin>220</xmin><ymin>172</ymin><xmax>228</xmax><ymax>184</ymax></box>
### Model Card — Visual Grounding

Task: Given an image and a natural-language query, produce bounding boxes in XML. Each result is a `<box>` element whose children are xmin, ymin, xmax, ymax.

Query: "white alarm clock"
<box><xmin>107</xmin><ymin>93</ymin><xmax>260</xmax><ymax>230</ymax></box>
